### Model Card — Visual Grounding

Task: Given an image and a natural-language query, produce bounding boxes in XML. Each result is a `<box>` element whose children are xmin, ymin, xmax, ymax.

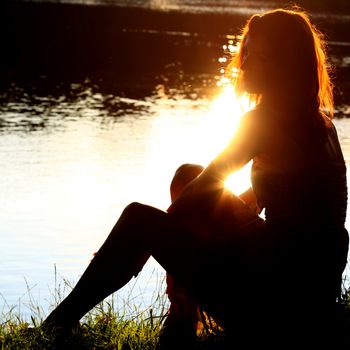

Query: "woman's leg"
<box><xmin>43</xmin><ymin>202</ymin><xmax>198</xmax><ymax>329</ymax></box>
<box><xmin>159</xmin><ymin>164</ymin><xmax>205</xmax><ymax>346</ymax></box>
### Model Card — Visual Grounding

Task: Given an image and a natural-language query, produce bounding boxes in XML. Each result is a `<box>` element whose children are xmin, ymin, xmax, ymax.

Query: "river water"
<box><xmin>1</xmin><ymin>0</ymin><xmax>350</xmax><ymax>321</ymax></box>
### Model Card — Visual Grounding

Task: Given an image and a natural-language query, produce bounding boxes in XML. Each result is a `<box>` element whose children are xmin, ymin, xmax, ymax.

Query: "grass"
<box><xmin>0</xmin><ymin>302</ymin><xmax>164</xmax><ymax>349</ymax></box>
<box><xmin>0</xmin><ymin>268</ymin><xmax>171</xmax><ymax>349</ymax></box>
<box><xmin>0</xmin><ymin>272</ymin><xmax>350</xmax><ymax>349</ymax></box>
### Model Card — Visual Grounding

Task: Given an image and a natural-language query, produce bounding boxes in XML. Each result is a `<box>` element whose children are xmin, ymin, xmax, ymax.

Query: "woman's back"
<box><xmin>250</xmin><ymin>109</ymin><xmax>347</xmax><ymax>228</ymax></box>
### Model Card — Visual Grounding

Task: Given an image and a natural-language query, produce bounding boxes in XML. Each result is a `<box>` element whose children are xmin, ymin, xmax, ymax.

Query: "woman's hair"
<box><xmin>228</xmin><ymin>8</ymin><xmax>334</xmax><ymax>125</ymax></box>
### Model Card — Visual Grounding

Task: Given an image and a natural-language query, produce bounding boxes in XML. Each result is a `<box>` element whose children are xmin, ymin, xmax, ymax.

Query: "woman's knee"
<box><xmin>122</xmin><ymin>202</ymin><xmax>164</xmax><ymax>218</ymax></box>
<box><xmin>170</xmin><ymin>163</ymin><xmax>204</xmax><ymax>202</ymax></box>
<box><xmin>120</xmin><ymin>202</ymin><xmax>169</xmax><ymax>231</ymax></box>
<box><xmin>123</xmin><ymin>202</ymin><xmax>145</xmax><ymax>216</ymax></box>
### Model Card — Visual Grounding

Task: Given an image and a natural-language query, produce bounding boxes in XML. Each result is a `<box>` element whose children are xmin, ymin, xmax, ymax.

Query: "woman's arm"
<box><xmin>168</xmin><ymin>110</ymin><xmax>261</xmax><ymax>214</ymax></box>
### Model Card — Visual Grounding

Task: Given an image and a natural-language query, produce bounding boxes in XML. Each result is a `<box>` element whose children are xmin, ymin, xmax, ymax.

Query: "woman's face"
<box><xmin>240</xmin><ymin>34</ymin><xmax>272</xmax><ymax>94</ymax></box>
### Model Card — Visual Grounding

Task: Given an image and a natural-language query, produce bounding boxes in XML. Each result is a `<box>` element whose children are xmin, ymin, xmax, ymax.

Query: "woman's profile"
<box><xmin>42</xmin><ymin>7</ymin><xmax>349</xmax><ymax>348</ymax></box>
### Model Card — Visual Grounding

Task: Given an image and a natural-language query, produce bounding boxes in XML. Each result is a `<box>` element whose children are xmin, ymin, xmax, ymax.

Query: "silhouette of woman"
<box><xmin>43</xmin><ymin>8</ymin><xmax>348</xmax><ymax>348</ymax></box>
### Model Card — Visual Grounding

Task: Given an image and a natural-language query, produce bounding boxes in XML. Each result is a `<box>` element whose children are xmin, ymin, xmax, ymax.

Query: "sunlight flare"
<box><xmin>196</xmin><ymin>84</ymin><xmax>251</xmax><ymax>163</ymax></box>
<box><xmin>208</xmin><ymin>84</ymin><xmax>252</xmax><ymax>195</ymax></box>
<box><xmin>147</xmin><ymin>83</ymin><xmax>253</xmax><ymax>208</ymax></box>
<box><xmin>224</xmin><ymin>161</ymin><xmax>253</xmax><ymax>195</ymax></box>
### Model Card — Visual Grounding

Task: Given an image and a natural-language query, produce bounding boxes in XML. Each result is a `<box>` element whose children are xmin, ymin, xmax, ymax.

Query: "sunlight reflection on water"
<box><xmin>0</xmin><ymin>85</ymin><xmax>238</xmax><ymax>319</ymax></box>
<box><xmin>1</xmin><ymin>84</ymin><xmax>350</xmax><ymax>320</ymax></box>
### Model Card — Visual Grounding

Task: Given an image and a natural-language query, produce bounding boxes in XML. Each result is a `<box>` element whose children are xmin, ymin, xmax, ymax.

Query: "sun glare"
<box><xmin>224</xmin><ymin>161</ymin><xmax>253</xmax><ymax>195</ymax></box>
<box><xmin>195</xmin><ymin>84</ymin><xmax>250</xmax><ymax>162</ymax></box>
<box><xmin>208</xmin><ymin>84</ymin><xmax>253</xmax><ymax>195</ymax></box>
<box><xmin>147</xmin><ymin>80</ymin><xmax>253</xmax><ymax>208</ymax></box>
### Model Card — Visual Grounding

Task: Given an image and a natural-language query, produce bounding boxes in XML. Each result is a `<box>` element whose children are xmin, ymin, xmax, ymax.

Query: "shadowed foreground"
<box><xmin>1</xmin><ymin>288</ymin><xmax>350</xmax><ymax>349</ymax></box>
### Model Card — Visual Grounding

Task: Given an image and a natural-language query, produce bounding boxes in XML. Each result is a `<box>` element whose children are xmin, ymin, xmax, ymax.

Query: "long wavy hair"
<box><xmin>227</xmin><ymin>8</ymin><xmax>334</xmax><ymax>126</ymax></box>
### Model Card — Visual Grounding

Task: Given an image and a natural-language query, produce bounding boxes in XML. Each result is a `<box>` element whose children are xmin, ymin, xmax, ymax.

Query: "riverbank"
<box><xmin>1</xmin><ymin>287</ymin><xmax>350</xmax><ymax>349</ymax></box>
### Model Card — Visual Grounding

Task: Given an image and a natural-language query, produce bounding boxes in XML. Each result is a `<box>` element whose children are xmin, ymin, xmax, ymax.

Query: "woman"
<box><xmin>43</xmin><ymin>8</ymin><xmax>348</xmax><ymax>348</ymax></box>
